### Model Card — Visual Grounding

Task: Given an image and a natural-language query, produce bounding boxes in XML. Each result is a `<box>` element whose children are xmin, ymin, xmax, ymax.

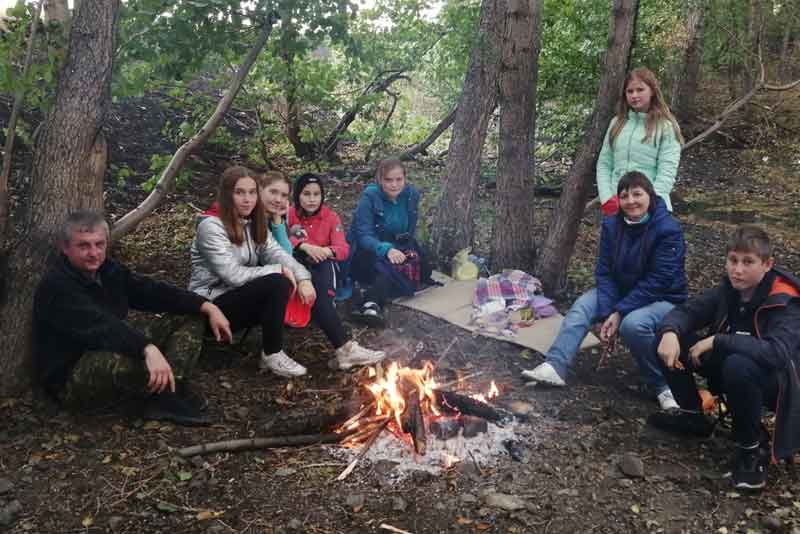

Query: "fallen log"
<box><xmin>177</xmin><ymin>431</ymin><xmax>353</xmax><ymax>457</ymax></box>
<box><xmin>263</xmin><ymin>400</ymin><xmax>362</xmax><ymax>436</ymax></box>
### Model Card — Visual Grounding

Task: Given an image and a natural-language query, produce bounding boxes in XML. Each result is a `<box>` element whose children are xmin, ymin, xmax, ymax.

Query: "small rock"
<box><xmin>764</xmin><ymin>515</ymin><xmax>783</xmax><ymax>531</ymax></box>
<box><xmin>483</xmin><ymin>492</ymin><xmax>527</xmax><ymax>511</ymax></box>
<box><xmin>287</xmin><ymin>518</ymin><xmax>303</xmax><ymax>531</ymax></box>
<box><xmin>274</xmin><ymin>468</ymin><xmax>296</xmax><ymax>477</ymax></box>
<box><xmin>619</xmin><ymin>452</ymin><xmax>645</xmax><ymax>478</ymax></box>
<box><xmin>430</xmin><ymin>417</ymin><xmax>461</xmax><ymax>440</ymax></box>
<box><xmin>617</xmin><ymin>478</ymin><xmax>634</xmax><ymax>488</ymax></box>
<box><xmin>391</xmin><ymin>497</ymin><xmax>407</xmax><ymax>512</ymax></box>
<box><xmin>108</xmin><ymin>516</ymin><xmax>124</xmax><ymax>531</ymax></box>
<box><xmin>0</xmin><ymin>479</ymin><xmax>13</xmax><ymax>495</ymax></box>
<box><xmin>460</xmin><ymin>493</ymin><xmax>478</xmax><ymax>504</ymax></box>
<box><xmin>462</xmin><ymin>416</ymin><xmax>488</xmax><ymax>438</ymax></box>
<box><xmin>0</xmin><ymin>499</ymin><xmax>23</xmax><ymax>526</ymax></box>
<box><xmin>345</xmin><ymin>493</ymin><xmax>365</xmax><ymax>511</ymax></box>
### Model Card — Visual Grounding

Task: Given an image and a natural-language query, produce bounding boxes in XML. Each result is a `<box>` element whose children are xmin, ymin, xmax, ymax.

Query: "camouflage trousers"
<box><xmin>59</xmin><ymin>315</ymin><xmax>205</xmax><ymax>410</ymax></box>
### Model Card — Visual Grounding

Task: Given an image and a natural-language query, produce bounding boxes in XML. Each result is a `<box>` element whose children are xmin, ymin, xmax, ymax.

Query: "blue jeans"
<box><xmin>544</xmin><ymin>288</ymin><xmax>674</xmax><ymax>393</ymax></box>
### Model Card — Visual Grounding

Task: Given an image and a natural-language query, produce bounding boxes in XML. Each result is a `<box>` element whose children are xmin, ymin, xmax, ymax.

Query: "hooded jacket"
<box><xmin>595</xmin><ymin>196</ymin><xmax>687</xmax><ymax>319</ymax></box>
<box><xmin>596</xmin><ymin>111</ymin><xmax>682</xmax><ymax>211</ymax></box>
<box><xmin>33</xmin><ymin>254</ymin><xmax>207</xmax><ymax>394</ymax></box>
<box><xmin>189</xmin><ymin>204</ymin><xmax>310</xmax><ymax>300</ymax></box>
<box><xmin>658</xmin><ymin>268</ymin><xmax>800</xmax><ymax>459</ymax></box>
<box><xmin>287</xmin><ymin>205</ymin><xmax>349</xmax><ymax>260</ymax></box>
<box><xmin>346</xmin><ymin>183</ymin><xmax>420</xmax><ymax>258</ymax></box>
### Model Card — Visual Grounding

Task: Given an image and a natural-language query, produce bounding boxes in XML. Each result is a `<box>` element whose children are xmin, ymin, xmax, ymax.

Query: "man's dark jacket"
<box><xmin>658</xmin><ymin>267</ymin><xmax>800</xmax><ymax>459</ymax></box>
<box><xmin>33</xmin><ymin>255</ymin><xmax>207</xmax><ymax>395</ymax></box>
<box><xmin>595</xmin><ymin>196</ymin><xmax>688</xmax><ymax>319</ymax></box>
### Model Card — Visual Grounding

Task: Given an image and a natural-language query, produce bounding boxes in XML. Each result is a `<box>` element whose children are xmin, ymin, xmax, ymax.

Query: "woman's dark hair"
<box><xmin>616</xmin><ymin>171</ymin><xmax>657</xmax><ymax>214</ymax></box>
<box><xmin>217</xmin><ymin>165</ymin><xmax>267</xmax><ymax>245</ymax></box>
<box><xmin>292</xmin><ymin>173</ymin><xmax>325</xmax><ymax>216</ymax></box>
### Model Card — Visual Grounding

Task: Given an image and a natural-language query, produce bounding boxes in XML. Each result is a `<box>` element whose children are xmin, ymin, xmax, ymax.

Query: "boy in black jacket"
<box><xmin>33</xmin><ymin>211</ymin><xmax>232</xmax><ymax>425</ymax></box>
<box><xmin>648</xmin><ymin>225</ymin><xmax>800</xmax><ymax>491</ymax></box>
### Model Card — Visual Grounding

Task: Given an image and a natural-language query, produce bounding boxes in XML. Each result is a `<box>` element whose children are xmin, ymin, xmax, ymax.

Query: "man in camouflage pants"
<box><xmin>33</xmin><ymin>210</ymin><xmax>232</xmax><ymax>425</ymax></box>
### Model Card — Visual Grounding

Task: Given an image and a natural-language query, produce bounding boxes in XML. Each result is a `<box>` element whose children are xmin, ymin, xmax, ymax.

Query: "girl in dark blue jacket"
<box><xmin>523</xmin><ymin>172</ymin><xmax>687</xmax><ymax>409</ymax></box>
<box><xmin>346</xmin><ymin>158</ymin><xmax>430</xmax><ymax>325</ymax></box>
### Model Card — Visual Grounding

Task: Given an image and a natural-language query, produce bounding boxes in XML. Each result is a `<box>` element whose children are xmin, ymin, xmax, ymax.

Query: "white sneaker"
<box><xmin>259</xmin><ymin>350</ymin><xmax>307</xmax><ymax>377</ymax></box>
<box><xmin>657</xmin><ymin>389</ymin><xmax>679</xmax><ymax>410</ymax></box>
<box><xmin>335</xmin><ymin>340</ymin><xmax>386</xmax><ymax>370</ymax></box>
<box><xmin>521</xmin><ymin>362</ymin><xmax>566</xmax><ymax>387</ymax></box>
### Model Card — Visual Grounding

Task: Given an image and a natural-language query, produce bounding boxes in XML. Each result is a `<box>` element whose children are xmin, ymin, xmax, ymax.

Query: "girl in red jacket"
<box><xmin>287</xmin><ymin>173</ymin><xmax>386</xmax><ymax>369</ymax></box>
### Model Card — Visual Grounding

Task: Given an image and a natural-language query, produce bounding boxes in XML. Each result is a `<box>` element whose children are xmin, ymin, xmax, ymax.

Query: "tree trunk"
<box><xmin>671</xmin><ymin>1</ymin><xmax>706</xmax><ymax>123</ymax></box>
<box><xmin>778</xmin><ymin>4</ymin><xmax>796</xmax><ymax>82</ymax></box>
<box><xmin>0</xmin><ymin>0</ymin><xmax>120</xmax><ymax>396</ymax></box>
<box><xmin>743</xmin><ymin>0</ymin><xmax>761</xmax><ymax>94</ymax></box>
<box><xmin>490</xmin><ymin>0</ymin><xmax>541</xmax><ymax>271</ymax></box>
<box><xmin>44</xmin><ymin>0</ymin><xmax>69</xmax><ymax>24</ymax></box>
<box><xmin>429</xmin><ymin>0</ymin><xmax>504</xmax><ymax>266</ymax></box>
<box><xmin>535</xmin><ymin>0</ymin><xmax>640</xmax><ymax>295</ymax></box>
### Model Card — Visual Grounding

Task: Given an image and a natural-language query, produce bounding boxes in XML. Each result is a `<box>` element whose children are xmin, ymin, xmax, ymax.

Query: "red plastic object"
<box><xmin>284</xmin><ymin>292</ymin><xmax>312</xmax><ymax>327</ymax></box>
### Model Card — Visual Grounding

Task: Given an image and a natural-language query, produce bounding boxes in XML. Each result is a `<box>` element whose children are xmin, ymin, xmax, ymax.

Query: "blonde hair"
<box><xmin>609</xmin><ymin>67</ymin><xmax>684</xmax><ymax>148</ymax></box>
<box><xmin>257</xmin><ymin>170</ymin><xmax>291</xmax><ymax>191</ymax></box>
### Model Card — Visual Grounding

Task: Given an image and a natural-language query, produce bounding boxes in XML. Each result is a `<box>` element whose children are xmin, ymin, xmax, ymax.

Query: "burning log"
<box><xmin>400</xmin><ymin>389</ymin><xmax>427</xmax><ymax>455</ymax></box>
<box><xmin>435</xmin><ymin>389</ymin><xmax>512</xmax><ymax>424</ymax></box>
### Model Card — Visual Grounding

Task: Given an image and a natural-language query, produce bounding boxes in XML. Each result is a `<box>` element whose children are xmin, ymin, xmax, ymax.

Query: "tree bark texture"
<box><xmin>111</xmin><ymin>16</ymin><xmax>276</xmax><ymax>240</ymax></box>
<box><xmin>671</xmin><ymin>1</ymin><xmax>706</xmax><ymax>123</ymax></box>
<box><xmin>0</xmin><ymin>0</ymin><xmax>120</xmax><ymax>396</ymax></box>
<box><xmin>429</xmin><ymin>0</ymin><xmax>504</xmax><ymax>266</ymax></box>
<box><xmin>778</xmin><ymin>4</ymin><xmax>797</xmax><ymax>82</ymax></box>
<box><xmin>743</xmin><ymin>0</ymin><xmax>761</xmax><ymax>94</ymax></box>
<box><xmin>490</xmin><ymin>0</ymin><xmax>541</xmax><ymax>271</ymax></box>
<box><xmin>535</xmin><ymin>0</ymin><xmax>640</xmax><ymax>295</ymax></box>
<box><xmin>44</xmin><ymin>0</ymin><xmax>69</xmax><ymax>24</ymax></box>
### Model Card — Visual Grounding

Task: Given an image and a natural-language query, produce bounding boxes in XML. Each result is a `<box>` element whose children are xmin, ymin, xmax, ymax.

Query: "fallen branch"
<box><xmin>177</xmin><ymin>431</ymin><xmax>350</xmax><ymax>457</ymax></box>
<box><xmin>379</xmin><ymin>525</ymin><xmax>414</xmax><ymax>534</ymax></box>
<box><xmin>397</xmin><ymin>107</ymin><xmax>457</xmax><ymax>161</ymax></box>
<box><xmin>110</xmin><ymin>14</ymin><xmax>277</xmax><ymax>239</ymax></box>
<box><xmin>335</xmin><ymin>419</ymin><xmax>389</xmax><ymax>482</ymax></box>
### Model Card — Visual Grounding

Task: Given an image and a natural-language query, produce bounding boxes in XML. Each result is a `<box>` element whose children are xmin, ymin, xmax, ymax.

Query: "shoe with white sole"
<box><xmin>521</xmin><ymin>362</ymin><xmax>566</xmax><ymax>387</ymax></box>
<box><xmin>657</xmin><ymin>389</ymin><xmax>679</xmax><ymax>410</ymax></box>
<box><xmin>335</xmin><ymin>340</ymin><xmax>386</xmax><ymax>370</ymax></box>
<box><xmin>259</xmin><ymin>350</ymin><xmax>307</xmax><ymax>377</ymax></box>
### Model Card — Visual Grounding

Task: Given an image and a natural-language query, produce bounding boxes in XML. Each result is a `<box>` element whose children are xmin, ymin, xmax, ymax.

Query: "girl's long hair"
<box><xmin>217</xmin><ymin>165</ymin><xmax>267</xmax><ymax>245</ymax></box>
<box><xmin>609</xmin><ymin>67</ymin><xmax>684</xmax><ymax>148</ymax></box>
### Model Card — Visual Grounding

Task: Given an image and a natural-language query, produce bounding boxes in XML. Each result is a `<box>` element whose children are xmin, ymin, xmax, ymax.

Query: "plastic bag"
<box><xmin>451</xmin><ymin>247</ymin><xmax>479</xmax><ymax>280</ymax></box>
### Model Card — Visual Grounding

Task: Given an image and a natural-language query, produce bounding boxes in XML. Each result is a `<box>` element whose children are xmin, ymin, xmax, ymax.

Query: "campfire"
<box><xmin>333</xmin><ymin>360</ymin><xmax>507</xmax><ymax>478</ymax></box>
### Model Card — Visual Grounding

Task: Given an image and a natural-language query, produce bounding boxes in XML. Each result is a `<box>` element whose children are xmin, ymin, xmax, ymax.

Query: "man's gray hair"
<box><xmin>60</xmin><ymin>210</ymin><xmax>110</xmax><ymax>246</ymax></box>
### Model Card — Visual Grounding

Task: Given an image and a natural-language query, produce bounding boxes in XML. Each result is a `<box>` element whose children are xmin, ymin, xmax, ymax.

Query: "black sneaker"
<box><xmin>646</xmin><ymin>409</ymin><xmax>716</xmax><ymax>438</ymax></box>
<box><xmin>144</xmin><ymin>392</ymin><xmax>212</xmax><ymax>427</ymax></box>
<box><xmin>351</xmin><ymin>301</ymin><xmax>385</xmax><ymax>328</ymax></box>
<box><xmin>732</xmin><ymin>444</ymin><xmax>769</xmax><ymax>491</ymax></box>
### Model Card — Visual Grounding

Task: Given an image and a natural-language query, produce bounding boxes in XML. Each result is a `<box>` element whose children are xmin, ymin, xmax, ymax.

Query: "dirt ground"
<box><xmin>2</xmin><ymin>88</ymin><xmax>800</xmax><ymax>534</ymax></box>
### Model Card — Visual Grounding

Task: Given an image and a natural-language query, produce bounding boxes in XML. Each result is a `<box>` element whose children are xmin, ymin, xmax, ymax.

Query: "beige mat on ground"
<box><xmin>395</xmin><ymin>275</ymin><xmax>600</xmax><ymax>354</ymax></box>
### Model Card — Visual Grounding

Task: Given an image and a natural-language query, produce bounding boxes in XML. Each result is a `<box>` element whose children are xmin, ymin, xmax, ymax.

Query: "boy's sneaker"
<box><xmin>259</xmin><ymin>350</ymin><xmax>307</xmax><ymax>377</ymax></box>
<box><xmin>646</xmin><ymin>408</ymin><xmax>715</xmax><ymax>438</ymax></box>
<box><xmin>335</xmin><ymin>341</ymin><xmax>386</xmax><ymax>369</ymax></box>
<box><xmin>143</xmin><ymin>392</ymin><xmax>212</xmax><ymax>427</ymax></box>
<box><xmin>731</xmin><ymin>444</ymin><xmax>770</xmax><ymax>491</ymax></box>
<box><xmin>351</xmin><ymin>301</ymin><xmax>385</xmax><ymax>328</ymax></box>
<box><xmin>521</xmin><ymin>362</ymin><xmax>566</xmax><ymax>387</ymax></box>
<box><xmin>657</xmin><ymin>389</ymin><xmax>680</xmax><ymax>410</ymax></box>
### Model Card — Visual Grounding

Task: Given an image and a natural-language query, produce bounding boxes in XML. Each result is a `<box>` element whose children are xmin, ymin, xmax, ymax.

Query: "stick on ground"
<box><xmin>177</xmin><ymin>431</ymin><xmax>352</xmax><ymax>457</ymax></box>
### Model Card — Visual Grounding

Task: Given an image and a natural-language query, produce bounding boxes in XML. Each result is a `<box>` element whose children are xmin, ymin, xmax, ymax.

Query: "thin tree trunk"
<box><xmin>110</xmin><ymin>17</ymin><xmax>277</xmax><ymax>240</ymax></box>
<box><xmin>778</xmin><ymin>4</ymin><xmax>796</xmax><ymax>82</ymax></box>
<box><xmin>671</xmin><ymin>1</ymin><xmax>706</xmax><ymax>123</ymax></box>
<box><xmin>743</xmin><ymin>0</ymin><xmax>761</xmax><ymax>94</ymax></box>
<box><xmin>0</xmin><ymin>0</ymin><xmax>120</xmax><ymax>396</ymax></box>
<box><xmin>43</xmin><ymin>0</ymin><xmax>69</xmax><ymax>24</ymax></box>
<box><xmin>490</xmin><ymin>0</ymin><xmax>541</xmax><ymax>271</ymax></box>
<box><xmin>397</xmin><ymin>107</ymin><xmax>456</xmax><ymax>161</ymax></box>
<box><xmin>536</xmin><ymin>0</ymin><xmax>640</xmax><ymax>295</ymax></box>
<box><xmin>429</xmin><ymin>0</ymin><xmax>504</xmax><ymax>266</ymax></box>
<box><xmin>0</xmin><ymin>0</ymin><xmax>43</xmax><ymax>243</ymax></box>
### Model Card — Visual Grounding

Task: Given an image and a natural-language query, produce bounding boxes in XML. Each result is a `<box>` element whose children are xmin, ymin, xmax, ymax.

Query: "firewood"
<box><xmin>335</xmin><ymin>419</ymin><xmax>390</xmax><ymax>481</ymax></box>
<box><xmin>177</xmin><ymin>431</ymin><xmax>353</xmax><ymax>457</ymax></box>
<box><xmin>435</xmin><ymin>389</ymin><xmax>512</xmax><ymax>424</ymax></box>
<box><xmin>401</xmin><ymin>389</ymin><xmax>427</xmax><ymax>455</ymax></box>
<box><xmin>263</xmin><ymin>400</ymin><xmax>362</xmax><ymax>436</ymax></box>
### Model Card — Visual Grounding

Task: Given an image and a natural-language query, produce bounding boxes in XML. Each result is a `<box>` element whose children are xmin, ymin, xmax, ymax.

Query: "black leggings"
<box><xmin>309</xmin><ymin>260</ymin><xmax>347</xmax><ymax>348</ymax></box>
<box><xmin>213</xmin><ymin>274</ymin><xmax>290</xmax><ymax>354</ymax></box>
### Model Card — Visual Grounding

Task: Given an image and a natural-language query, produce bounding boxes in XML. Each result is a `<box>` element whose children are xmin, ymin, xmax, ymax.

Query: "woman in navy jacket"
<box><xmin>523</xmin><ymin>171</ymin><xmax>687</xmax><ymax>409</ymax></box>
<box><xmin>346</xmin><ymin>158</ymin><xmax>430</xmax><ymax>325</ymax></box>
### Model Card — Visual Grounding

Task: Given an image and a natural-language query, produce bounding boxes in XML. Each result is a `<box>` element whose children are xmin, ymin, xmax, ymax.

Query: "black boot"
<box><xmin>731</xmin><ymin>443</ymin><xmax>770</xmax><ymax>491</ymax></box>
<box><xmin>647</xmin><ymin>408</ymin><xmax>716</xmax><ymax>438</ymax></box>
<box><xmin>144</xmin><ymin>391</ymin><xmax>211</xmax><ymax>426</ymax></box>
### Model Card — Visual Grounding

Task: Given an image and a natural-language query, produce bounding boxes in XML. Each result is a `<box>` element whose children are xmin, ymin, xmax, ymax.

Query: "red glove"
<box><xmin>601</xmin><ymin>196</ymin><xmax>619</xmax><ymax>216</ymax></box>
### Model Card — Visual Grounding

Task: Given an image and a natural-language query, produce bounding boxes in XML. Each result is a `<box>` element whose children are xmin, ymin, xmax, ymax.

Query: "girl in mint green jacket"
<box><xmin>597</xmin><ymin>67</ymin><xmax>684</xmax><ymax>215</ymax></box>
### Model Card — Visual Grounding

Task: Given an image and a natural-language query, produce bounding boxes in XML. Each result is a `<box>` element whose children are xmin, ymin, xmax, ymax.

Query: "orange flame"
<box><xmin>365</xmin><ymin>361</ymin><xmax>441</xmax><ymax>427</ymax></box>
<box><xmin>470</xmin><ymin>380</ymin><xmax>500</xmax><ymax>404</ymax></box>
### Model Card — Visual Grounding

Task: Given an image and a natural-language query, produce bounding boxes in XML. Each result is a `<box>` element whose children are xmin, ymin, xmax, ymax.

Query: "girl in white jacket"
<box><xmin>189</xmin><ymin>166</ymin><xmax>316</xmax><ymax>377</ymax></box>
